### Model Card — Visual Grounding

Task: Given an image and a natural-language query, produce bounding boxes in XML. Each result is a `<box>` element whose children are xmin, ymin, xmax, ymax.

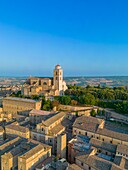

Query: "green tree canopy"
<box><xmin>80</xmin><ymin>93</ymin><xmax>95</xmax><ymax>105</ymax></box>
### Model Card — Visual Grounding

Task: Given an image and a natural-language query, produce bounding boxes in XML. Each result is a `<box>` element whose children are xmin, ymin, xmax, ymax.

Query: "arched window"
<box><xmin>43</xmin><ymin>82</ymin><xmax>47</xmax><ymax>85</ymax></box>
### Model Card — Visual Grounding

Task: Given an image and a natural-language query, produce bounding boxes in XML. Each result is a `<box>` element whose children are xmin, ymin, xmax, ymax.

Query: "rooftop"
<box><xmin>67</xmin><ymin>164</ymin><xmax>83</xmax><ymax>170</ymax></box>
<box><xmin>90</xmin><ymin>138</ymin><xmax>117</xmax><ymax>153</ymax></box>
<box><xmin>76</xmin><ymin>153</ymin><xmax>113</xmax><ymax>170</ymax></box>
<box><xmin>73</xmin><ymin>116</ymin><xmax>128</xmax><ymax>142</ymax></box>
<box><xmin>20</xmin><ymin>143</ymin><xmax>51</xmax><ymax>159</ymax></box>
<box><xmin>6</xmin><ymin>124</ymin><xmax>29</xmax><ymax>133</ymax></box>
<box><xmin>4</xmin><ymin>145</ymin><xmax>27</xmax><ymax>158</ymax></box>
<box><xmin>114</xmin><ymin>156</ymin><xmax>128</xmax><ymax>169</ymax></box>
<box><xmin>44</xmin><ymin>112</ymin><xmax>65</xmax><ymax>127</ymax></box>
<box><xmin>96</xmin><ymin>128</ymin><xmax>128</xmax><ymax>142</ymax></box>
<box><xmin>111</xmin><ymin>164</ymin><xmax>122</xmax><ymax>170</ymax></box>
<box><xmin>73</xmin><ymin>116</ymin><xmax>103</xmax><ymax>133</ymax></box>
<box><xmin>0</xmin><ymin>137</ymin><xmax>23</xmax><ymax>151</ymax></box>
<box><xmin>50</xmin><ymin>123</ymin><xmax>65</xmax><ymax>135</ymax></box>
<box><xmin>117</xmin><ymin>144</ymin><xmax>128</xmax><ymax>155</ymax></box>
<box><xmin>4</xmin><ymin>97</ymin><xmax>38</xmax><ymax>103</ymax></box>
<box><xmin>29</xmin><ymin>109</ymin><xmax>54</xmax><ymax>116</ymax></box>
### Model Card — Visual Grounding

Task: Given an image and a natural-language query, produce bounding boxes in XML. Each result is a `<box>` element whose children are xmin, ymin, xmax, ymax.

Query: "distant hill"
<box><xmin>64</xmin><ymin>76</ymin><xmax>128</xmax><ymax>87</ymax></box>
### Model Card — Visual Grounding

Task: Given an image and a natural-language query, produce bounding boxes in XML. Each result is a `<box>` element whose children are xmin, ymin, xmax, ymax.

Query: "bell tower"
<box><xmin>53</xmin><ymin>64</ymin><xmax>63</xmax><ymax>95</ymax></box>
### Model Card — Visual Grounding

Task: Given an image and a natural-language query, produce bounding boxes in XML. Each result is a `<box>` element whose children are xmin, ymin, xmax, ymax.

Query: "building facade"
<box><xmin>31</xmin><ymin>112</ymin><xmax>67</xmax><ymax>154</ymax></box>
<box><xmin>3</xmin><ymin>97</ymin><xmax>42</xmax><ymax>115</ymax></box>
<box><xmin>73</xmin><ymin>116</ymin><xmax>128</xmax><ymax>146</ymax></box>
<box><xmin>18</xmin><ymin>143</ymin><xmax>51</xmax><ymax>170</ymax></box>
<box><xmin>57</xmin><ymin>133</ymin><xmax>67</xmax><ymax>159</ymax></box>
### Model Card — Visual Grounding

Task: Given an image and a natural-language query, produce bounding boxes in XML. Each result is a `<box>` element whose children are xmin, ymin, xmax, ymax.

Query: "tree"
<box><xmin>90</xmin><ymin>109</ymin><xmax>97</xmax><ymax>117</ymax></box>
<box><xmin>80</xmin><ymin>93</ymin><xmax>95</xmax><ymax>105</ymax></box>
<box><xmin>75</xmin><ymin>111</ymin><xmax>79</xmax><ymax>117</ymax></box>
<box><xmin>58</xmin><ymin>96</ymin><xmax>71</xmax><ymax>105</ymax></box>
<box><xmin>86</xmin><ymin>85</ymin><xmax>91</xmax><ymax>88</ymax></box>
<box><xmin>102</xmin><ymin>109</ymin><xmax>105</xmax><ymax>116</ymax></box>
<box><xmin>97</xmin><ymin>108</ymin><xmax>101</xmax><ymax>115</ymax></box>
<box><xmin>43</xmin><ymin>104</ymin><xmax>51</xmax><ymax>111</ymax></box>
<box><xmin>31</xmin><ymin>95</ymin><xmax>40</xmax><ymax>100</ymax></box>
<box><xmin>42</xmin><ymin>99</ymin><xmax>52</xmax><ymax>111</ymax></box>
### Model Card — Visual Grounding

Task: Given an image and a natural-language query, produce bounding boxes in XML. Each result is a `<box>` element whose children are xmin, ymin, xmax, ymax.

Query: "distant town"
<box><xmin>0</xmin><ymin>65</ymin><xmax>127</xmax><ymax>170</ymax></box>
<box><xmin>1</xmin><ymin>76</ymin><xmax>128</xmax><ymax>97</ymax></box>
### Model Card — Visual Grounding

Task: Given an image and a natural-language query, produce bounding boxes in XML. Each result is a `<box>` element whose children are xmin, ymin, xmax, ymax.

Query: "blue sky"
<box><xmin>0</xmin><ymin>0</ymin><xmax>128</xmax><ymax>76</ymax></box>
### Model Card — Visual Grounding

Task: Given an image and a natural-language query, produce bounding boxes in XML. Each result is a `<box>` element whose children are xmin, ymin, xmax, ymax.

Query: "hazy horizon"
<box><xmin>0</xmin><ymin>75</ymin><xmax>128</xmax><ymax>78</ymax></box>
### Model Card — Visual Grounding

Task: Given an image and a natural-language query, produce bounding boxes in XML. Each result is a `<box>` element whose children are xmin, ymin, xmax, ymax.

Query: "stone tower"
<box><xmin>57</xmin><ymin>133</ymin><xmax>67</xmax><ymax>159</ymax></box>
<box><xmin>53</xmin><ymin>64</ymin><xmax>63</xmax><ymax>95</ymax></box>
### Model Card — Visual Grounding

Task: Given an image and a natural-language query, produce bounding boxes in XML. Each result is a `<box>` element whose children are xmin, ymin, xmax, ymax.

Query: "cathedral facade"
<box><xmin>22</xmin><ymin>65</ymin><xmax>67</xmax><ymax>97</ymax></box>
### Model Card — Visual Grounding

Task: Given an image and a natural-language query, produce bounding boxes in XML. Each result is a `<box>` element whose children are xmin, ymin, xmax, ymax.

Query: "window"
<box><xmin>56</xmin><ymin>71</ymin><xmax>57</xmax><ymax>75</ymax></box>
<box><xmin>81</xmin><ymin>162</ymin><xmax>83</xmax><ymax>166</ymax></box>
<box><xmin>102</xmin><ymin>138</ymin><xmax>104</xmax><ymax>141</ymax></box>
<box><xmin>79</xmin><ymin>131</ymin><xmax>81</xmax><ymax>134</ymax></box>
<box><xmin>110</xmin><ymin>141</ymin><xmax>112</xmax><ymax>144</ymax></box>
<box><xmin>97</xmin><ymin>137</ymin><xmax>99</xmax><ymax>139</ymax></box>
<box><xmin>56</xmin><ymin>77</ymin><xmax>57</xmax><ymax>80</ymax></box>
<box><xmin>99</xmin><ymin>150</ymin><xmax>101</xmax><ymax>153</ymax></box>
<box><xmin>85</xmin><ymin>132</ymin><xmax>87</xmax><ymax>136</ymax></box>
<box><xmin>43</xmin><ymin>82</ymin><xmax>47</xmax><ymax>85</ymax></box>
<box><xmin>89</xmin><ymin>167</ymin><xmax>91</xmax><ymax>170</ymax></box>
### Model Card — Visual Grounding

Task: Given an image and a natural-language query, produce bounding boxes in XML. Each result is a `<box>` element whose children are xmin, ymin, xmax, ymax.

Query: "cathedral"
<box><xmin>22</xmin><ymin>65</ymin><xmax>67</xmax><ymax>97</ymax></box>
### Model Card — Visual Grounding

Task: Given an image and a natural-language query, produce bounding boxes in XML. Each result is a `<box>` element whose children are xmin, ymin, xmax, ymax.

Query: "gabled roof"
<box><xmin>6</xmin><ymin>124</ymin><xmax>29</xmax><ymax>133</ymax></box>
<box><xmin>44</xmin><ymin>112</ymin><xmax>65</xmax><ymax>127</ymax></box>
<box><xmin>96</xmin><ymin>128</ymin><xmax>128</xmax><ymax>142</ymax></box>
<box><xmin>73</xmin><ymin>116</ymin><xmax>104</xmax><ymax>133</ymax></box>
<box><xmin>4</xmin><ymin>97</ymin><xmax>37</xmax><ymax>103</ymax></box>
<box><xmin>117</xmin><ymin>144</ymin><xmax>128</xmax><ymax>155</ymax></box>
<box><xmin>76</xmin><ymin>153</ymin><xmax>113</xmax><ymax>170</ymax></box>
<box><xmin>90</xmin><ymin>138</ymin><xmax>117</xmax><ymax>153</ymax></box>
